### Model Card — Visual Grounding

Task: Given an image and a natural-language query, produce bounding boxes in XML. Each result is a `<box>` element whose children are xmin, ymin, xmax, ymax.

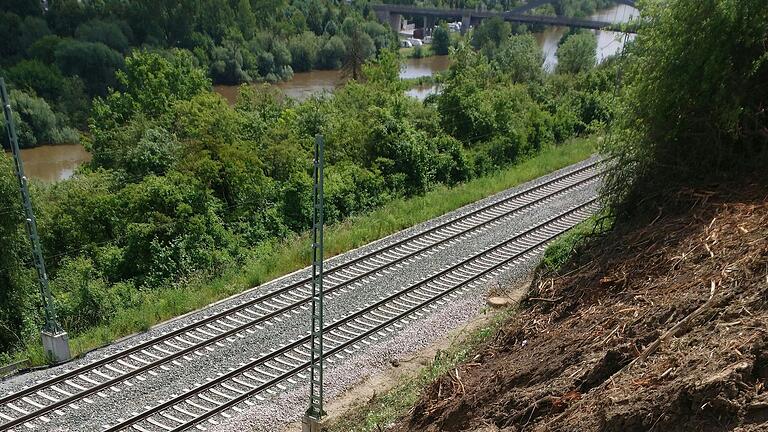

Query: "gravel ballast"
<box><xmin>0</xmin><ymin>157</ymin><xmax>600</xmax><ymax>431</ymax></box>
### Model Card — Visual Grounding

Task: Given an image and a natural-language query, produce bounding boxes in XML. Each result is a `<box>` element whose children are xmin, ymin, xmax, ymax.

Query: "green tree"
<box><xmin>556</xmin><ymin>31</ymin><xmax>597</xmax><ymax>75</ymax></box>
<box><xmin>363</xmin><ymin>50</ymin><xmax>402</xmax><ymax>86</ymax></box>
<box><xmin>1</xmin><ymin>0</ymin><xmax>42</xmax><ymax>16</ymax></box>
<box><xmin>432</xmin><ymin>24</ymin><xmax>451</xmax><ymax>55</ymax></box>
<box><xmin>471</xmin><ymin>16</ymin><xmax>511</xmax><ymax>54</ymax></box>
<box><xmin>92</xmin><ymin>49</ymin><xmax>209</xmax><ymax>129</ymax></box>
<box><xmin>236</xmin><ymin>0</ymin><xmax>257</xmax><ymax>39</ymax></box>
<box><xmin>0</xmin><ymin>12</ymin><xmax>22</xmax><ymax>59</ymax></box>
<box><xmin>288</xmin><ymin>31</ymin><xmax>321</xmax><ymax>72</ymax></box>
<box><xmin>342</xmin><ymin>28</ymin><xmax>375</xmax><ymax>80</ymax></box>
<box><xmin>75</xmin><ymin>19</ymin><xmax>130</xmax><ymax>53</ymax></box>
<box><xmin>318</xmin><ymin>35</ymin><xmax>346</xmax><ymax>70</ymax></box>
<box><xmin>494</xmin><ymin>33</ymin><xmax>543</xmax><ymax>83</ymax></box>
<box><xmin>27</xmin><ymin>34</ymin><xmax>63</xmax><ymax>63</ymax></box>
<box><xmin>54</xmin><ymin>40</ymin><xmax>124</xmax><ymax>96</ymax></box>
<box><xmin>0</xmin><ymin>154</ymin><xmax>37</xmax><ymax>354</ymax></box>
<box><xmin>0</xmin><ymin>90</ymin><xmax>79</xmax><ymax>148</ymax></box>
<box><xmin>7</xmin><ymin>60</ymin><xmax>67</xmax><ymax>102</ymax></box>
<box><xmin>18</xmin><ymin>16</ymin><xmax>51</xmax><ymax>53</ymax></box>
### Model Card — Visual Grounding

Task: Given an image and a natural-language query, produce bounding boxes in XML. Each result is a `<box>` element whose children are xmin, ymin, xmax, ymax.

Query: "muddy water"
<box><xmin>215</xmin><ymin>55</ymin><xmax>452</xmax><ymax>103</ymax></box>
<box><xmin>12</xmin><ymin>144</ymin><xmax>92</xmax><ymax>183</ymax></box>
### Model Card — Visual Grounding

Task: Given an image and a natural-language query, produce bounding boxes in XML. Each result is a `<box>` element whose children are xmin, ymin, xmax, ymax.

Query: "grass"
<box><xmin>401</xmin><ymin>75</ymin><xmax>438</xmax><ymax>90</ymax></box>
<box><xmin>399</xmin><ymin>45</ymin><xmax>436</xmax><ymax>58</ymax></box>
<box><xmin>12</xmin><ymin>136</ymin><xmax>597</xmax><ymax>366</ymax></box>
<box><xmin>539</xmin><ymin>209</ymin><xmax>614</xmax><ymax>274</ymax></box>
<box><xmin>325</xmin><ymin>306</ymin><xmax>516</xmax><ymax>431</ymax></box>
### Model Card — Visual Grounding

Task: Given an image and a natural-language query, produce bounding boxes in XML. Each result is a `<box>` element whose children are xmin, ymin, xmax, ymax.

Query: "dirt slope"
<box><xmin>394</xmin><ymin>185</ymin><xmax>768</xmax><ymax>432</ymax></box>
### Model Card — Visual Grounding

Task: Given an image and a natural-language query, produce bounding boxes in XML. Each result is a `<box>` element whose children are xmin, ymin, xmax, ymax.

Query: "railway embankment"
<box><xmin>381</xmin><ymin>184</ymin><xmax>767</xmax><ymax>431</ymax></box>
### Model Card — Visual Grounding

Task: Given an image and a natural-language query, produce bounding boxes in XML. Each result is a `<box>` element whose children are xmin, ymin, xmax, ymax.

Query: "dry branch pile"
<box><xmin>394</xmin><ymin>185</ymin><xmax>768</xmax><ymax>432</ymax></box>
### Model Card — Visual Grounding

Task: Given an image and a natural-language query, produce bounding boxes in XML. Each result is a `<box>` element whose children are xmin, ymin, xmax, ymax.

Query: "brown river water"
<box><xmin>18</xmin><ymin>4</ymin><xmax>636</xmax><ymax>183</ymax></box>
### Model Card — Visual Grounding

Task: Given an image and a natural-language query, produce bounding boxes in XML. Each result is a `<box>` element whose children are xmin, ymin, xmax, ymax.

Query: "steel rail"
<box><xmin>103</xmin><ymin>199</ymin><xmax>598</xmax><ymax>432</ymax></box>
<box><xmin>0</xmin><ymin>161</ymin><xmax>601</xmax><ymax>430</ymax></box>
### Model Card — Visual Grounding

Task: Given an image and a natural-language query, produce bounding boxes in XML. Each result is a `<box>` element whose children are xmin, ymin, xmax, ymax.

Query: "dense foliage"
<box><xmin>605</xmin><ymin>0</ymin><xmax>768</xmax><ymax>212</ymax></box>
<box><xmin>0</xmin><ymin>24</ymin><xmax>614</xmax><ymax>356</ymax></box>
<box><xmin>0</xmin><ymin>0</ymin><xmax>395</xmax><ymax>147</ymax></box>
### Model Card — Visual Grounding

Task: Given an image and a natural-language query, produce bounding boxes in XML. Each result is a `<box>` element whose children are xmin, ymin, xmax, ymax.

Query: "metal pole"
<box><xmin>304</xmin><ymin>134</ymin><xmax>325</xmax><ymax>430</ymax></box>
<box><xmin>1</xmin><ymin>78</ymin><xmax>70</xmax><ymax>362</ymax></box>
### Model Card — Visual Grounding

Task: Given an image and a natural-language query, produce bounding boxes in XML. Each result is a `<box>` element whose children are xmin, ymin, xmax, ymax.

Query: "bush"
<box><xmin>0</xmin><ymin>154</ymin><xmax>37</xmax><ymax>353</ymax></box>
<box><xmin>7</xmin><ymin>59</ymin><xmax>67</xmax><ymax>102</ymax></box>
<box><xmin>54</xmin><ymin>39</ymin><xmax>124</xmax><ymax>96</ymax></box>
<box><xmin>318</xmin><ymin>35</ymin><xmax>346</xmax><ymax>70</ymax></box>
<box><xmin>288</xmin><ymin>31</ymin><xmax>321</xmax><ymax>72</ymax></box>
<box><xmin>432</xmin><ymin>24</ymin><xmax>451</xmax><ymax>55</ymax></box>
<box><xmin>75</xmin><ymin>19</ymin><xmax>130</xmax><ymax>53</ymax></box>
<box><xmin>494</xmin><ymin>34</ymin><xmax>543</xmax><ymax>83</ymax></box>
<box><xmin>0</xmin><ymin>90</ymin><xmax>79</xmax><ymax>148</ymax></box>
<box><xmin>605</xmin><ymin>0</ymin><xmax>768</xmax><ymax>210</ymax></box>
<box><xmin>556</xmin><ymin>32</ymin><xmax>597</xmax><ymax>75</ymax></box>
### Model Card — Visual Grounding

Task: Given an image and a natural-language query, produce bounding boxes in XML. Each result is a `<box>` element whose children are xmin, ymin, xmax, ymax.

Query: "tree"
<box><xmin>18</xmin><ymin>16</ymin><xmax>51</xmax><ymax>53</ymax></box>
<box><xmin>0</xmin><ymin>90</ymin><xmax>79</xmax><ymax>148</ymax></box>
<box><xmin>27</xmin><ymin>35</ymin><xmax>63</xmax><ymax>63</ymax></box>
<box><xmin>90</xmin><ymin>49</ymin><xmax>209</xmax><ymax>143</ymax></box>
<box><xmin>75</xmin><ymin>19</ymin><xmax>130</xmax><ymax>53</ymax></box>
<box><xmin>54</xmin><ymin>40</ymin><xmax>124</xmax><ymax>96</ymax></box>
<box><xmin>7</xmin><ymin>60</ymin><xmax>67</xmax><ymax>102</ymax></box>
<box><xmin>236</xmin><ymin>0</ymin><xmax>257</xmax><ymax>40</ymax></box>
<box><xmin>0</xmin><ymin>12</ymin><xmax>22</xmax><ymax>59</ymax></box>
<box><xmin>363</xmin><ymin>50</ymin><xmax>402</xmax><ymax>86</ymax></box>
<box><xmin>432</xmin><ymin>24</ymin><xmax>451</xmax><ymax>55</ymax></box>
<box><xmin>494</xmin><ymin>33</ymin><xmax>543</xmax><ymax>83</ymax></box>
<box><xmin>0</xmin><ymin>154</ymin><xmax>37</xmax><ymax>354</ymax></box>
<box><xmin>342</xmin><ymin>28</ymin><xmax>375</xmax><ymax>80</ymax></box>
<box><xmin>471</xmin><ymin>16</ymin><xmax>511</xmax><ymax>54</ymax></box>
<box><xmin>288</xmin><ymin>31</ymin><xmax>321</xmax><ymax>72</ymax></box>
<box><xmin>1</xmin><ymin>0</ymin><xmax>41</xmax><ymax>16</ymax></box>
<box><xmin>556</xmin><ymin>31</ymin><xmax>597</xmax><ymax>75</ymax></box>
<box><xmin>318</xmin><ymin>36</ymin><xmax>347</xmax><ymax>70</ymax></box>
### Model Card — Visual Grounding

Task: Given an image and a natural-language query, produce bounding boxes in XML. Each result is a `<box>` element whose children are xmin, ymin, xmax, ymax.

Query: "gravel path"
<box><xmin>0</xmin><ymin>157</ymin><xmax>600</xmax><ymax>431</ymax></box>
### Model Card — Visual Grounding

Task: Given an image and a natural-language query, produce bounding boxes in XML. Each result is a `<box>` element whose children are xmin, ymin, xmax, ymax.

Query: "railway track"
<box><xmin>0</xmin><ymin>160</ymin><xmax>602</xmax><ymax>431</ymax></box>
<box><xmin>102</xmin><ymin>199</ymin><xmax>599</xmax><ymax>432</ymax></box>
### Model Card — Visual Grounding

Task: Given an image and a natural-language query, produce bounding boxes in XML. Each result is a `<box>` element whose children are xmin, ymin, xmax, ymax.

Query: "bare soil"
<box><xmin>394</xmin><ymin>185</ymin><xmax>768</xmax><ymax>432</ymax></box>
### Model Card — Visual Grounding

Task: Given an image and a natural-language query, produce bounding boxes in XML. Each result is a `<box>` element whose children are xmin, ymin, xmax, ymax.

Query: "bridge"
<box><xmin>372</xmin><ymin>1</ymin><xmax>637</xmax><ymax>36</ymax></box>
<box><xmin>510</xmin><ymin>0</ymin><xmax>634</xmax><ymax>14</ymax></box>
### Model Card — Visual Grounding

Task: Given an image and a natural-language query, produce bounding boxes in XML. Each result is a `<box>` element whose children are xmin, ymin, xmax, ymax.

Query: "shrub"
<box><xmin>605</xmin><ymin>0</ymin><xmax>768</xmax><ymax>210</ymax></box>
<box><xmin>0</xmin><ymin>90</ymin><xmax>79</xmax><ymax>148</ymax></box>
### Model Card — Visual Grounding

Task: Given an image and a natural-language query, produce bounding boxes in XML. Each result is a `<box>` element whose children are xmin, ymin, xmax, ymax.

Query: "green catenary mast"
<box><xmin>303</xmin><ymin>134</ymin><xmax>326</xmax><ymax>431</ymax></box>
<box><xmin>1</xmin><ymin>78</ymin><xmax>71</xmax><ymax>363</ymax></box>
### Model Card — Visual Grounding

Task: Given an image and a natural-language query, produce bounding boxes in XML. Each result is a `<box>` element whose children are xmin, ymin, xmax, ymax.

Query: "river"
<box><xmin>214</xmin><ymin>55</ymin><xmax>452</xmax><ymax>103</ymax></box>
<box><xmin>14</xmin><ymin>144</ymin><xmax>92</xmax><ymax>183</ymax></box>
<box><xmin>20</xmin><ymin>4</ymin><xmax>637</xmax><ymax>183</ymax></box>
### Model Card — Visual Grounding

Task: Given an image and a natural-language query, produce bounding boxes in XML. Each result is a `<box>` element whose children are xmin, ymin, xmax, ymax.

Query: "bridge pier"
<box><xmin>461</xmin><ymin>14</ymin><xmax>471</xmax><ymax>35</ymax></box>
<box><xmin>376</xmin><ymin>9</ymin><xmax>403</xmax><ymax>33</ymax></box>
<box><xmin>425</xmin><ymin>16</ymin><xmax>436</xmax><ymax>36</ymax></box>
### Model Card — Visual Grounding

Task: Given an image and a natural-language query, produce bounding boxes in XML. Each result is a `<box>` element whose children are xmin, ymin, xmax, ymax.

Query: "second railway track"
<box><xmin>0</xmin><ymin>158</ymin><xmax>603</xmax><ymax>431</ymax></box>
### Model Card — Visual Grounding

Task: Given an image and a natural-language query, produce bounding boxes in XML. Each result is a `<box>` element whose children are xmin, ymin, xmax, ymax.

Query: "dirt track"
<box><xmin>394</xmin><ymin>185</ymin><xmax>768</xmax><ymax>432</ymax></box>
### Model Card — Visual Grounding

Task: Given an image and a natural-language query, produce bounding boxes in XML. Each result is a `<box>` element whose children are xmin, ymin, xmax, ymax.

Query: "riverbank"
<box><xmin>8</xmin><ymin>136</ymin><xmax>597</xmax><ymax>367</ymax></box>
